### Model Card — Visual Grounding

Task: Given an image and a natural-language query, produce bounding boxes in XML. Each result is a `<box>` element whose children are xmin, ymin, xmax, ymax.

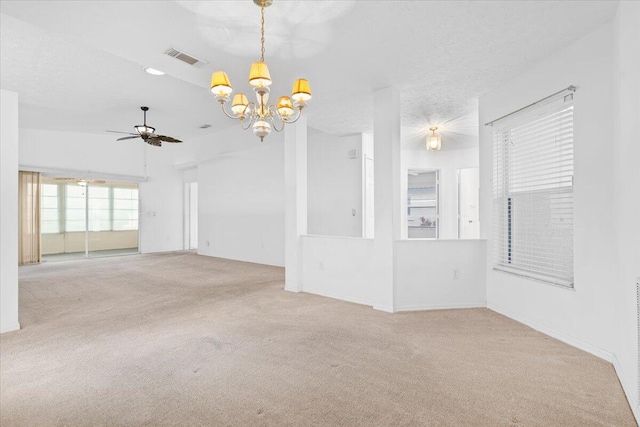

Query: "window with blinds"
<box><xmin>492</xmin><ymin>94</ymin><xmax>574</xmax><ymax>287</ymax></box>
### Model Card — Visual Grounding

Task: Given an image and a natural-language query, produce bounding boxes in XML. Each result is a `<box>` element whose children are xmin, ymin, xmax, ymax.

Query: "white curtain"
<box><xmin>19</xmin><ymin>171</ymin><xmax>41</xmax><ymax>265</ymax></box>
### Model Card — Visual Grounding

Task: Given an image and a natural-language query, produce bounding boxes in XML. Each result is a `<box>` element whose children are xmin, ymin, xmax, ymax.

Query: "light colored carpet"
<box><xmin>1</xmin><ymin>252</ymin><xmax>635</xmax><ymax>426</ymax></box>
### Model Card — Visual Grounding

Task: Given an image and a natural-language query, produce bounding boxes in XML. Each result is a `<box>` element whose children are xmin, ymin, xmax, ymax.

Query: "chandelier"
<box><xmin>209</xmin><ymin>0</ymin><xmax>312</xmax><ymax>142</ymax></box>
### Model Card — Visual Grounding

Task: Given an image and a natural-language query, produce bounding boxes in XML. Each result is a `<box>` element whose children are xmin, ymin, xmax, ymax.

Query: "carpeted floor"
<box><xmin>0</xmin><ymin>252</ymin><xmax>635</xmax><ymax>426</ymax></box>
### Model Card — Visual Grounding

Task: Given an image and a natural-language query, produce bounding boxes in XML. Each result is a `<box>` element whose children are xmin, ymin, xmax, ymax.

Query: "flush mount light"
<box><xmin>426</xmin><ymin>126</ymin><xmax>442</xmax><ymax>151</ymax></box>
<box><xmin>144</xmin><ymin>67</ymin><xmax>165</xmax><ymax>76</ymax></box>
<box><xmin>209</xmin><ymin>0</ymin><xmax>311</xmax><ymax>142</ymax></box>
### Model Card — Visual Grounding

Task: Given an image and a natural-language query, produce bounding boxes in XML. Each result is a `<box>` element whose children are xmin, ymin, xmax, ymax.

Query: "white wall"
<box><xmin>395</xmin><ymin>240</ymin><xmax>486</xmax><ymax>311</ymax></box>
<box><xmin>300</xmin><ymin>236</ymin><xmax>488</xmax><ymax>312</ymax></box>
<box><xmin>138</xmin><ymin>145</ymin><xmax>185</xmax><ymax>253</ymax></box>
<box><xmin>0</xmin><ymin>89</ymin><xmax>20</xmax><ymax>333</ymax></box>
<box><xmin>307</xmin><ymin>131</ymin><xmax>363</xmax><ymax>237</ymax></box>
<box><xmin>402</xmin><ymin>147</ymin><xmax>479</xmax><ymax>239</ymax></box>
<box><xmin>301</xmin><ymin>235</ymin><xmax>377</xmax><ymax>306</ymax></box>
<box><xmin>612</xmin><ymin>0</ymin><xmax>640</xmax><ymax>415</ymax></box>
<box><xmin>196</xmin><ymin>127</ymin><xmax>285</xmax><ymax>267</ymax></box>
<box><xmin>18</xmin><ymin>129</ymin><xmax>187</xmax><ymax>254</ymax></box>
<box><xmin>479</xmin><ymin>18</ymin><xmax>636</xmax><ymax>410</ymax></box>
<box><xmin>298</xmin><ymin>89</ymin><xmax>486</xmax><ymax>313</ymax></box>
<box><xmin>19</xmin><ymin>129</ymin><xmax>145</xmax><ymax>177</ymax></box>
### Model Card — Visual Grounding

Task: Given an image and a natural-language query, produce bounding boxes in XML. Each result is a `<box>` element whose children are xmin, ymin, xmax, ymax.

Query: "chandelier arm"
<box><xmin>241</xmin><ymin>115</ymin><xmax>256</xmax><ymax>131</ymax></box>
<box><xmin>282</xmin><ymin>107</ymin><xmax>304</xmax><ymax>124</ymax></box>
<box><xmin>220</xmin><ymin>101</ymin><xmax>240</xmax><ymax>120</ymax></box>
<box><xmin>242</xmin><ymin>101</ymin><xmax>258</xmax><ymax>120</ymax></box>
<box><xmin>267</xmin><ymin>106</ymin><xmax>286</xmax><ymax>132</ymax></box>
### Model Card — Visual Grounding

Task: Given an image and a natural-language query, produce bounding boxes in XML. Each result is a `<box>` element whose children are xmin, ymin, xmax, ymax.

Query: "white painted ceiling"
<box><xmin>0</xmin><ymin>0</ymin><xmax>618</xmax><ymax>150</ymax></box>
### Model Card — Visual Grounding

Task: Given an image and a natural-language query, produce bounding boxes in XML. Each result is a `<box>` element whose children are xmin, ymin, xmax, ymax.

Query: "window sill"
<box><xmin>493</xmin><ymin>265</ymin><xmax>574</xmax><ymax>290</ymax></box>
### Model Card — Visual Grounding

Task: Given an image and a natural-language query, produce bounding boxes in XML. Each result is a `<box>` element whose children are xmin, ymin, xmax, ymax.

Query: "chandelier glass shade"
<box><xmin>426</xmin><ymin>127</ymin><xmax>442</xmax><ymax>151</ymax></box>
<box><xmin>209</xmin><ymin>0</ymin><xmax>311</xmax><ymax>141</ymax></box>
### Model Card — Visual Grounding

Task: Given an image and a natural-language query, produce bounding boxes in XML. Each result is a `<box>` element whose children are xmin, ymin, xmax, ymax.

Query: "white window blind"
<box><xmin>492</xmin><ymin>94</ymin><xmax>574</xmax><ymax>287</ymax></box>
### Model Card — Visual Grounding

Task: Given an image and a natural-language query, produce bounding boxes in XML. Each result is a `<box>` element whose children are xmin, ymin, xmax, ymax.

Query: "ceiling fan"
<box><xmin>107</xmin><ymin>106</ymin><xmax>182</xmax><ymax>147</ymax></box>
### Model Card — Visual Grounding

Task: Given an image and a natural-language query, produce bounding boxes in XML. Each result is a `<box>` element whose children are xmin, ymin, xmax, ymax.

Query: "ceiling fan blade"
<box><xmin>146</xmin><ymin>136</ymin><xmax>162</xmax><ymax>147</ymax></box>
<box><xmin>106</xmin><ymin>130</ymin><xmax>138</xmax><ymax>135</ymax></box>
<box><xmin>155</xmin><ymin>135</ymin><xmax>182</xmax><ymax>143</ymax></box>
<box><xmin>116</xmin><ymin>135</ymin><xmax>142</xmax><ymax>141</ymax></box>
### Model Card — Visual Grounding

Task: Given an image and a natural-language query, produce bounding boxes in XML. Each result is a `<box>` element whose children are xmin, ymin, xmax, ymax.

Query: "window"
<box><xmin>45</xmin><ymin>182</ymin><xmax>139</xmax><ymax>233</ymax></box>
<box><xmin>113</xmin><ymin>187</ymin><xmax>139</xmax><ymax>231</ymax></box>
<box><xmin>88</xmin><ymin>186</ymin><xmax>111</xmax><ymax>231</ymax></box>
<box><xmin>407</xmin><ymin>170</ymin><xmax>439</xmax><ymax>239</ymax></box>
<box><xmin>41</xmin><ymin>183</ymin><xmax>60</xmax><ymax>234</ymax></box>
<box><xmin>492</xmin><ymin>94</ymin><xmax>574</xmax><ymax>287</ymax></box>
<box><xmin>65</xmin><ymin>184</ymin><xmax>87</xmax><ymax>232</ymax></box>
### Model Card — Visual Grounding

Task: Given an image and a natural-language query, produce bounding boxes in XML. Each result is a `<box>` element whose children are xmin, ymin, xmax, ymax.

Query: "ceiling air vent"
<box><xmin>199</xmin><ymin>124</ymin><xmax>212</xmax><ymax>129</ymax></box>
<box><xmin>164</xmin><ymin>47</ymin><xmax>208</xmax><ymax>68</ymax></box>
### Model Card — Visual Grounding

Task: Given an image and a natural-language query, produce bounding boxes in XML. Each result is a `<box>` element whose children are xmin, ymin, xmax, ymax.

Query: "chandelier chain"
<box><xmin>260</xmin><ymin>4</ymin><xmax>265</xmax><ymax>62</ymax></box>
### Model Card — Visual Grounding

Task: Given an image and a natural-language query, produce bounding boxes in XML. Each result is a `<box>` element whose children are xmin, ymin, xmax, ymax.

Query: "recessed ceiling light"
<box><xmin>144</xmin><ymin>67</ymin><xmax>165</xmax><ymax>76</ymax></box>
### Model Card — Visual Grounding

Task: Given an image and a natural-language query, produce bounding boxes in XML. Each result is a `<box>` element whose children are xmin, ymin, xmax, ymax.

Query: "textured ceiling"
<box><xmin>0</xmin><ymin>0</ymin><xmax>619</xmax><ymax>150</ymax></box>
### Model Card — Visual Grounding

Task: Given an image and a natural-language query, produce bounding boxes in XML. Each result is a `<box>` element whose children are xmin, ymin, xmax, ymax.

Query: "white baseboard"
<box><xmin>396</xmin><ymin>301</ymin><xmax>487</xmax><ymax>312</ymax></box>
<box><xmin>487</xmin><ymin>302</ymin><xmax>615</xmax><ymax>362</ymax></box>
<box><xmin>300</xmin><ymin>290</ymin><xmax>486</xmax><ymax>314</ymax></box>
<box><xmin>612</xmin><ymin>355</ymin><xmax>640</xmax><ymax>425</ymax></box>
<box><xmin>284</xmin><ymin>286</ymin><xmax>301</xmax><ymax>293</ymax></box>
<box><xmin>373</xmin><ymin>305</ymin><xmax>395</xmax><ymax>313</ymax></box>
<box><xmin>488</xmin><ymin>303</ymin><xmax>639</xmax><ymax>425</ymax></box>
<box><xmin>0</xmin><ymin>322</ymin><xmax>20</xmax><ymax>334</ymax></box>
<box><xmin>303</xmin><ymin>287</ymin><xmax>376</xmax><ymax>308</ymax></box>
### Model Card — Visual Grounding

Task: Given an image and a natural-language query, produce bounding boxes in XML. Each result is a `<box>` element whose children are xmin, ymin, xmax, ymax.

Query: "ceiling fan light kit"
<box><xmin>135</xmin><ymin>106</ymin><xmax>156</xmax><ymax>136</ymax></box>
<box><xmin>209</xmin><ymin>0</ymin><xmax>311</xmax><ymax>142</ymax></box>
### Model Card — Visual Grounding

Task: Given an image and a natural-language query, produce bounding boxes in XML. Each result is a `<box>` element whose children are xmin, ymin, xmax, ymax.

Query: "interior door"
<box><xmin>189</xmin><ymin>182</ymin><xmax>198</xmax><ymax>249</ymax></box>
<box><xmin>458</xmin><ymin>168</ymin><xmax>480</xmax><ymax>239</ymax></box>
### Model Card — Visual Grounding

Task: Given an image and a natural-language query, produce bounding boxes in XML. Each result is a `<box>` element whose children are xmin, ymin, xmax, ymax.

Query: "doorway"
<box><xmin>407</xmin><ymin>170</ymin><xmax>439</xmax><ymax>239</ymax></box>
<box><xmin>185</xmin><ymin>181</ymin><xmax>198</xmax><ymax>250</ymax></box>
<box><xmin>458</xmin><ymin>168</ymin><xmax>480</xmax><ymax>239</ymax></box>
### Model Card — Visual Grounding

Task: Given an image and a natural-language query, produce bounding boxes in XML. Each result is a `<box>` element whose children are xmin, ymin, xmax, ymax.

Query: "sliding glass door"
<box><xmin>89</xmin><ymin>184</ymin><xmax>139</xmax><ymax>258</ymax></box>
<box><xmin>41</xmin><ymin>178</ymin><xmax>139</xmax><ymax>261</ymax></box>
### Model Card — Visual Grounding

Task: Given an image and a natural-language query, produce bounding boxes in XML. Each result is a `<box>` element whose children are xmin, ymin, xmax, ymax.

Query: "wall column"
<box><xmin>371</xmin><ymin>87</ymin><xmax>402</xmax><ymax>312</ymax></box>
<box><xmin>284</xmin><ymin>115</ymin><xmax>308</xmax><ymax>292</ymax></box>
<box><xmin>1</xmin><ymin>89</ymin><xmax>20</xmax><ymax>334</ymax></box>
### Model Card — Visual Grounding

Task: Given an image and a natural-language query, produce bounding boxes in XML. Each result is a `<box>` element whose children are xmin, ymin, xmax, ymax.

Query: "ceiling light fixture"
<box><xmin>209</xmin><ymin>0</ymin><xmax>312</xmax><ymax>142</ymax></box>
<box><xmin>143</xmin><ymin>67</ymin><xmax>165</xmax><ymax>76</ymax></box>
<box><xmin>426</xmin><ymin>127</ymin><xmax>441</xmax><ymax>151</ymax></box>
<box><xmin>134</xmin><ymin>107</ymin><xmax>156</xmax><ymax>136</ymax></box>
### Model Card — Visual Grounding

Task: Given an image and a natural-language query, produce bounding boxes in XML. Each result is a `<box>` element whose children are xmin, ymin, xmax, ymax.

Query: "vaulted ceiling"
<box><xmin>0</xmin><ymin>1</ymin><xmax>618</xmax><ymax>150</ymax></box>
